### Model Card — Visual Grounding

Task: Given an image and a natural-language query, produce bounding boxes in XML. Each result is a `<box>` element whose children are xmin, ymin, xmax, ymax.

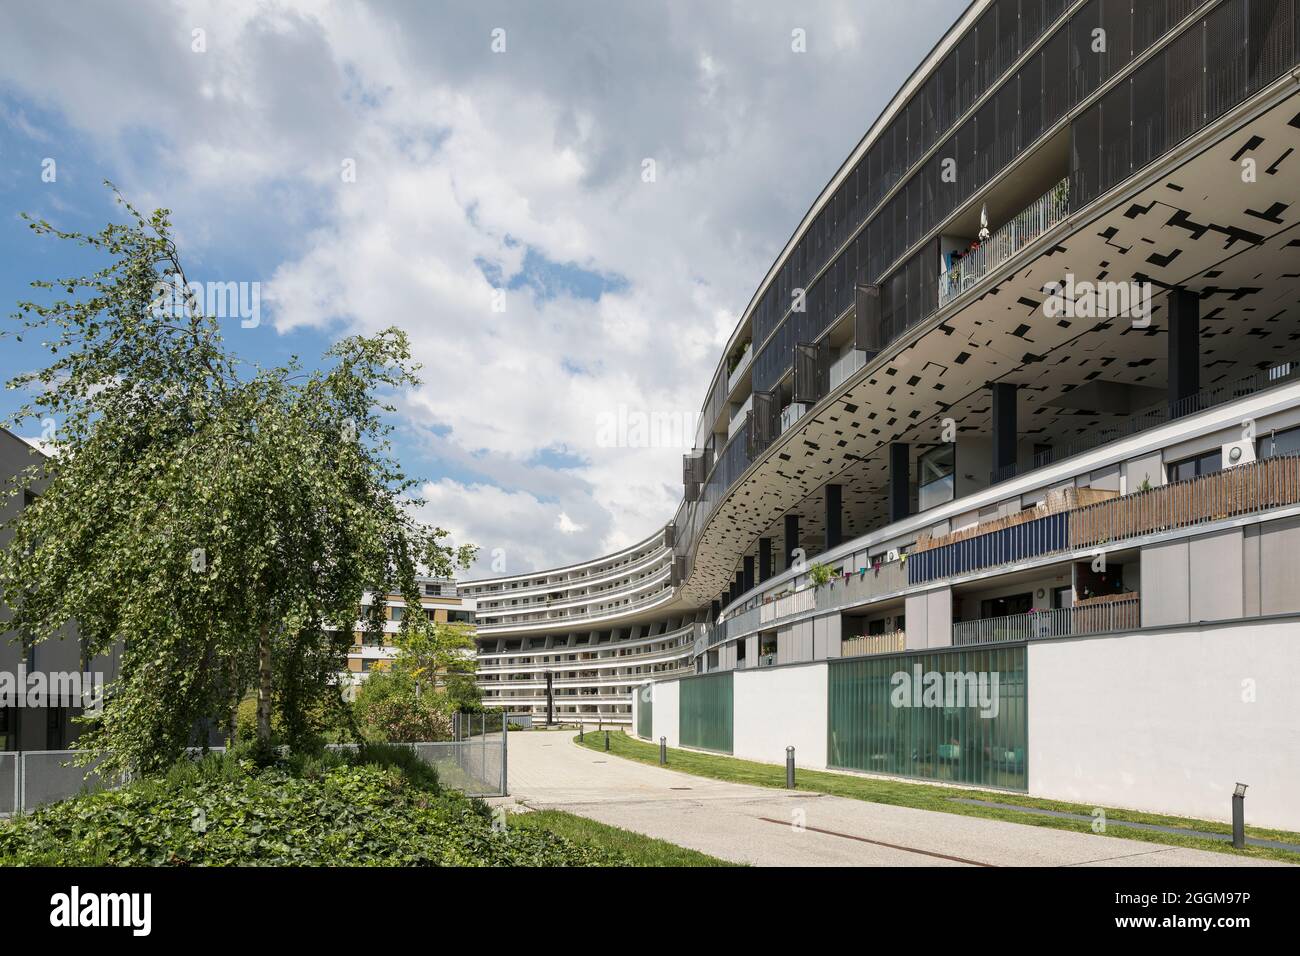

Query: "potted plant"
<box><xmin>809</xmin><ymin>562</ymin><xmax>836</xmax><ymax>588</ymax></box>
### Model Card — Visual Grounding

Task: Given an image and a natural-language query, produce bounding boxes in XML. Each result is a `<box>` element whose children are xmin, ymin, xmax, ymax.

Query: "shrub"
<box><xmin>352</xmin><ymin>671</ymin><xmax>454</xmax><ymax>743</ymax></box>
<box><xmin>0</xmin><ymin>749</ymin><xmax>624</xmax><ymax>867</ymax></box>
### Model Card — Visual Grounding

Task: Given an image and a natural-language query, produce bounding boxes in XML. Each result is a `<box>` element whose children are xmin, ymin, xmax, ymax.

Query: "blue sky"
<box><xmin>0</xmin><ymin>0</ymin><xmax>966</xmax><ymax>575</ymax></box>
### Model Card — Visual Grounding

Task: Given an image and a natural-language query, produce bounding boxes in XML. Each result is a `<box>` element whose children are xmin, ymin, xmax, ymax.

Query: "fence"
<box><xmin>951</xmin><ymin>594</ymin><xmax>1140</xmax><ymax>646</ymax></box>
<box><xmin>938</xmin><ymin>178</ymin><xmax>1070</xmax><ymax>307</ymax></box>
<box><xmin>1070</xmin><ymin>454</ymin><xmax>1300</xmax><ymax>549</ymax></box>
<box><xmin>0</xmin><ymin>727</ymin><xmax>510</xmax><ymax>817</ymax></box>
<box><xmin>839</xmin><ymin>631</ymin><xmax>907</xmax><ymax>658</ymax></box>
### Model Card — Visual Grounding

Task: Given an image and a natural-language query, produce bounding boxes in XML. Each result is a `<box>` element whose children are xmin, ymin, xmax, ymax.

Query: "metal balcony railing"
<box><xmin>828</xmin><ymin>349</ymin><xmax>867</xmax><ymax>392</ymax></box>
<box><xmin>952</xmin><ymin>595</ymin><xmax>1140</xmax><ymax>647</ymax></box>
<box><xmin>939</xmin><ymin>178</ymin><xmax>1070</xmax><ymax>308</ymax></box>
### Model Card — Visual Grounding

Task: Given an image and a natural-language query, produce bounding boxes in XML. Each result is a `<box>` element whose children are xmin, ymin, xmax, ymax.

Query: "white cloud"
<box><xmin>0</xmin><ymin>0</ymin><xmax>967</xmax><ymax>575</ymax></box>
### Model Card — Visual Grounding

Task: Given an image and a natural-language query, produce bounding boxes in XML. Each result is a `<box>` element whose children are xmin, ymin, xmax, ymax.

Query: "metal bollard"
<box><xmin>786</xmin><ymin>746</ymin><xmax>796</xmax><ymax>789</ymax></box>
<box><xmin>604</xmin><ymin>730</ymin><xmax>610</xmax><ymax>752</ymax></box>
<box><xmin>578</xmin><ymin>724</ymin><xmax>584</xmax><ymax>742</ymax></box>
<box><xmin>1232</xmin><ymin>783</ymin><xmax>1248</xmax><ymax>848</ymax></box>
<box><xmin>659</xmin><ymin>737</ymin><xmax>667</xmax><ymax>765</ymax></box>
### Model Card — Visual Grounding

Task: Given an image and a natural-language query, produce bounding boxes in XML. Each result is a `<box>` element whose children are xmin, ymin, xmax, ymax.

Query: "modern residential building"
<box><xmin>0</xmin><ymin>427</ymin><xmax>119</xmax><ymax>752</ymax></box>
<box><xmin>340</xmin><ymin>578</ymin><xmax>476</xmax><ymax>695</ymax></box>
<box><xmin>462</xmin><ymin>535</ymin><xmax>699</xmax><ymax>725</ymax></box>
<box><xmin>477</xmin><ymin>0</ymin><xmax>1300</xmax><ymax>830</ymax></box>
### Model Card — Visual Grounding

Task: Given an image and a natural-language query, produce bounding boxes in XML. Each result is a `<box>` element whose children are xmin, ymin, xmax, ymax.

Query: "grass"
<box><xmin>577</xmin><ymin>730</ymin><xmax>1300</xmax><ymax>865</ymax></box>
<box><xmin>511</xmin><ymin>809</ymin><xmax>741</xmax><ymax>866</ymax></box>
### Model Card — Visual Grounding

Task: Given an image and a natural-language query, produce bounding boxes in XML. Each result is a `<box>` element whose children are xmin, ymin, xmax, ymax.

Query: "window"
<box><xmin>980</xmin><ymin>592</ymin><xmax>1033</xmax><ymax>619</ymax></box>
<box><xmin>1259</xmin><ymin>425</ymin><xmax>1300</xmax><ymax>458</ymax></box>
<box><xmin>1167</xmin><ymin>449</ymin><xmax>1223</xmax><ymax>482</ymax></box>
<box><xmin>0</xmin><ymin>708</ymin><xmax>12</xmax><ymax>751</ymax></box>
<box><xmin>390</xmin><ymin>606</ymin><xmax>404</xmax><ymax>622</ymax></box>
<box><xmin>47</xmin><ymin>707</ymin><xmax>66</xmax><ymax>749</ymax></box>
<box><xmin>918</xmin><ymin>444</ymin><xmax>956</xmax><ymax>511</ymax></box>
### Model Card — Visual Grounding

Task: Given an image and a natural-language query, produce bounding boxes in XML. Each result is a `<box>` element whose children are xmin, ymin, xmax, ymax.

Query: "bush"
<box><xmin>0</xmin><ymin>748</ymin><xmax>624</xmax><ymax>867</ymax></box>
<box><xmin>352</xmin><ymin>671</ymin><xmax>454</xmax><ymax>743</ymax></box>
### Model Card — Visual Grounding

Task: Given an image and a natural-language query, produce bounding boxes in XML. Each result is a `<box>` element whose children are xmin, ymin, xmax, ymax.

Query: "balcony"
<box><xmin>728</xmin><ymin>394</ymin><xmax>753</xmax><ymax>441</ymax></box>
<box><xmin>828</xmin><ymin>349</ymin><xmax>867</xmax><ymax>392</ymax></box>
<box><xmin>938</xmin><ymin>178</ymin><xmax>1070</xmax><ymax>308</ymax></box>
<box><xmin>952</xmin><ymin>594</ymin><xmax>1140</xmax><ymax>646</ymax></box>
<box><xmin>727</xmin><ymin>341</ymin><xmax>753</xmax><ymax>394</ymax></box>
<box><xmin>840</xmin><ymin>630</ymin><xmax>906</xmax><ymax>658</ymax></box>
<box><xmin>780</xmin><ymin>402</ymin><xmax>809</xmax><ymax>434</ymax></box>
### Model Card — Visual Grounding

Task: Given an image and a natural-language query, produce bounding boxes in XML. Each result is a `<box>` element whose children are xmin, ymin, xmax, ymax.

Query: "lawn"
<box><xmin>576</xmin><ymin>731</ymin><xmax>1300</xmax><ymax>865</ymax></box>
<box><xmin>511</xmin><ymin>809</ymin><xmax>740</xmax><ymax>866</ymax></box>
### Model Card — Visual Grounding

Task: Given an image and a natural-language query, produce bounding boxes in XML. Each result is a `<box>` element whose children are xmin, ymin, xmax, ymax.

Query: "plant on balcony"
<box><xmin>808</xmin><ymin>562</ymin><xmax>836</xmax><ymax>588</ymax></box>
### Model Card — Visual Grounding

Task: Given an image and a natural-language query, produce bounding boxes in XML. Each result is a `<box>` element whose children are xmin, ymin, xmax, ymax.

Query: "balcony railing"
<box><xmin>840</xmin><ymin>630</ymin><xmax>906</xmax><ymax>658</ymax></box>
<box><xmin>828</xmin><ymin>348</ymin><xmax>867</xmax><ymax>392</ymax></box>
<box><xmin>780</xmin><ymin>402</ymin><xmax>809</xmax><ymax>434</ymax></box>
<box><xmin>728</xmin><ymin>394</ymin><xmax>753</xmax><ymax>441</ymax></box>
<box><xmin>939</xmin><ymin>178</ymin><xmax>1071</xmax><ymax>308</ymax></box>
<box><xmin>952</xmin><ymin>594</ymin><xmax>1139</xmax><ymax>646</ymax></box>
<box><xmin>727</xmin><ymin>342</ymin><xmax>753</xmax><ymax>393</ymax></box>
<box><xmin>1004</xmin><ymin>361</ymin><xmax>1300</xmax><ymax>485</ymax></box>
<box><xmin>1071</xmin><ymin>453</ymin><xmax>1300</xmax><ymax>549</ymax></box>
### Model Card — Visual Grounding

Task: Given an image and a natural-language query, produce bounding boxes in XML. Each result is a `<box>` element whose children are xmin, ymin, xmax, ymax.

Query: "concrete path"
<box><xmin>500</xmin><ymin>731</ymin><xmax>1289</xmax><ymax>867</ymax></box>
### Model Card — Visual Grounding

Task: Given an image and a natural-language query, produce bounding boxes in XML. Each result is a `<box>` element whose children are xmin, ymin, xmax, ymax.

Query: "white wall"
<box><xmin>650</xmin><ymin>679</ymin><xmax>679</xmax><ymax>748</ymax></box>
<box><xmin>733</xmin><ymin>663</ymin><xmax>828</xmax><ymax>768</ymax></box>
<box><xmin>1029</xmin><ymin>618</ymin><xmax>1300</xmax><ymax>831</ymax></box>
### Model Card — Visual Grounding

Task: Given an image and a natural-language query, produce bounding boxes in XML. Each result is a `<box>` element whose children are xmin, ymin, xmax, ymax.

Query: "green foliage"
<box><xmin>808</xmin><ymin>562</ymin><xmax>836</xmax><ymax>587</ymax></box>
<box><xmin>352</xmin><ymin>670</ymin><xmax>455</xmax><ymax>743</ymax></box>
<box><xmin>0</xmin><ymin>186</ymin><xmax>475</xmax><ymax>776</ymax></box>
<box><xmin>0</xmin><ymin>748</ymin><xmax>625</xmax><ymax>867</ymax></box>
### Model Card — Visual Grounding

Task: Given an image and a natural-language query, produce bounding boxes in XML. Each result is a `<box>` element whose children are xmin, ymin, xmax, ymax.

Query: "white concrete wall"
<box><xmin>733</xmin><ymin>663</ymin><xmax>828</xmax><ymax>768</ymax></box>
<box><xmin>1028</xmin><ymin>617</ymin><xmax>1300</xmax><ymax>831</ymax></box>
<box><xmin>650</xmin><ymin>679</ymin><xmax>680</xmax><ymax>748</ymax></box>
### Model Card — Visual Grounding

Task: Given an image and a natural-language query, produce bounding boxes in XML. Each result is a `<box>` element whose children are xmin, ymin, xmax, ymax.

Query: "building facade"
<box><xmin>474</xmin><ymin>0</ymin><xmax>1300</xmax><ymax>828</ymax></box>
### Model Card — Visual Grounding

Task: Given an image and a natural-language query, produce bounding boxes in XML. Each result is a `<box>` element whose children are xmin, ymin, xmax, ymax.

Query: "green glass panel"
<box><xmin>636</xmin><ymin>686</ymin><xmax>653</xmax><ymax>739</ymax></box>
<box><xmin>827</xmin><ymin>646</ymin><xmax>1027</xmax><ymax>790</ymax></box>
<box><xmin>678</xmin><ymin>672</ymin><xmax>734</xmax><ymax>753</ymax></box>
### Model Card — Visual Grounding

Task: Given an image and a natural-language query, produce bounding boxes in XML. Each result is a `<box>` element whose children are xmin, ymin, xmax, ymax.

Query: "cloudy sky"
<box><xmin>0</xmin><ymin>0</ymin><xmax>967</xmax><ymax>576</ymax></box>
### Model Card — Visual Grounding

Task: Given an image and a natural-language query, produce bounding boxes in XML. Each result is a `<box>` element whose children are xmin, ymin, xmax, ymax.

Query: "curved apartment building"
<box><xmin>474</xmin><ymin>0</ymin><xmax>1300</xmax><ymax>829</ymax></box>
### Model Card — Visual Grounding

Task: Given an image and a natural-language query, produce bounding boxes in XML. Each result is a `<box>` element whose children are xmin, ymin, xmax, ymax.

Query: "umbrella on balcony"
<box><xmin>978</xmin><ymin>203</ymin><xmax>991</xmax><ymax>243</ymax></box>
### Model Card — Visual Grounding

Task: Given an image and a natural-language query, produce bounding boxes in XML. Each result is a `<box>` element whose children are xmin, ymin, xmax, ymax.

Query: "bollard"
<box><xmin>659</xmin><ymin>736</ymin><xmax>667</xmax><ymax>765</ymax></box>
<box><xmin>786</xmin><ymin>746</ymin><xmax>796</xmax><ymax>789</ymax></box>
<box><xmin>604</xmin><ymin>730</ymin><xmax>610</xmax><ymax>752</ymax></box>
<box><xmin>1232</xmin><ymin>783</ymin><xmax>1248</xmax><ymax>848</ymax></box>
<box><xmin>578</xmin><ymin>724</ymin><xmax>584</xmax><ymax>742</ymax></box>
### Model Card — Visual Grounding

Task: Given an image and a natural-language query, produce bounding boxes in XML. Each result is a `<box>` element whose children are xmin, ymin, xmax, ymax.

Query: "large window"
<box><xmin>919</xmin><ymin>444</ymin><xmax>956</xmax><ymax>511</ymax></box>
<box><xmin>1167</xmin><ymin>449</ymin><xmax>1223</xmax><ymax>482</ymax></box>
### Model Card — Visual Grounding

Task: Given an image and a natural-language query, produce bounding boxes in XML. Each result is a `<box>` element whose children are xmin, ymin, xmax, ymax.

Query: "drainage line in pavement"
<box><xmin>757</xmin><ymin>817</ymin><xmax>995</xmax><ymax>866</ymax></box>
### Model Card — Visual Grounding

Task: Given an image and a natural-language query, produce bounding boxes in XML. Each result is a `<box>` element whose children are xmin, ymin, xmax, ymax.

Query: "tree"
<box><xmin>352</xmin><ymin>616</ymin><xmax>482</xmax><ymax>742</ymax></box>
<box><xmin>0</xmin><ymin>187</ymin><xmax>475</xmax><ymax>775</ymax></box>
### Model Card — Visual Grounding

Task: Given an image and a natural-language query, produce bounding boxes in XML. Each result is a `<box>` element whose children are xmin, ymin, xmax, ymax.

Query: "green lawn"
<box><xmin>577</xmin><ymin>730</ymin><xmax>1300</xmax><ymax>865</ymax></box>
<box><xmin>511</xmin><ymin>809</ymin><xmax>741</xmax><ymax>866</ymax></box>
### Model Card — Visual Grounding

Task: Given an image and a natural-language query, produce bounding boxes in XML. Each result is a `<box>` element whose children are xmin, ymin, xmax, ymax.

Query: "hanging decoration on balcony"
<box><xmin>978</xmin><ymin>202</ymin><xmax>991</xmax><ymax>243</ymax></box>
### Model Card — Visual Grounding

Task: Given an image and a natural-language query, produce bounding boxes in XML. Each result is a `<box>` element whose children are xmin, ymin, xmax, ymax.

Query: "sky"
<box><xmin>0</xmin><ymin>0</ymin><xmax>968</xmax><ymax>577</ymax></box>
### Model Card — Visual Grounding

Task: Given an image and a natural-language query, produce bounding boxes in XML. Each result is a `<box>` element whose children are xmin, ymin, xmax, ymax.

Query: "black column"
<box><xmin>1168</xmin><ymin>287</ymin><xmax>1200</xmax><ymax>413</ymax></box>
<box><xmin>991</xmin><ymin>382</ymin><xmax>1018</xmax><ymax>481</ymax></box>
<box><xmin>710</xmin><ymin>599</ymin><xmax>720</xmax><ymax>621</ymax></box>
<box><xmin>742</xmin><ymin>555</ymin><xmax>755</xmax><ymax>593</ymax></box>
<box><xmin>758</xmin><ymin>537</ymin><xmax>773</xmax><ymax>582</ymax></box>
<box><xmin>889</xmin><ymin>442</ymin><xmax>910</xmax><ymax>524</ymax></box>
<box><xmin>733</xmin><ymin>571</ymin><xmax>744</xmax><ymax>602</ymax></box>
<box><xmin>825</xmin><ymin>483</ymin><xmax>842</xmax><ymax>552</ymax></box>
<box><xmin>784</xmin><ymin>514</ymin><xmax>800</xmax><ymax>570</ymax></box>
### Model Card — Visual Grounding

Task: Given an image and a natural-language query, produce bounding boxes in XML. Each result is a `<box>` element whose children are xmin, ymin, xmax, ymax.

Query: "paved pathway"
<box><xmin>499</xmin><ymin>731</ymin><xmax>1289</xmax><ymax>867</ymax></box>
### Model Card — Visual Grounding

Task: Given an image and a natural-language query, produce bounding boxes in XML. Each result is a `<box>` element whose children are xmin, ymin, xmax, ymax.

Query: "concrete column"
<box><xmin>784</xmin><ymin>513</ymin><xmax>801</xmax><ymax>570</ymax></box>
<box><xmin>889</xmin><ymin>442</ymin><xmax>910</xmax><ymax>524</ymax></box>
<box><xmin>758</xmin><ymin>537</ymin><xmax>773</xmax><ymax>582</ymax></box>
<box><xmin>825</xmin><ymin>483</ymin><xmax>843</xmax><ymax>552</ymax></box>
<box><xmin>991</xmin><ymin>382</ymin><xmax>1018</xmax><ymax>481</ymax></box>
<box><xmin>1168</xmin><ymin>287</ymin><xmax>1200</xmax><ymax>413</ymax></box>
<box><xmin>742</xmin><ymin>555</ymin><xmax>755</xmax><ymax>593</ymax></box>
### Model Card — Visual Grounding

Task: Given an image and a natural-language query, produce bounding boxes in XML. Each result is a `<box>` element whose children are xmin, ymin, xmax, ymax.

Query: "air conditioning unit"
<box><xmin>1222</xmin><ymin>440</ymin><xmax>1256</xmax><ymax>469</ymax></box>
<box><xmin>886</xmin><ymin>548</ymin><xmax>901</xmax><ymax>562</ymax></box>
